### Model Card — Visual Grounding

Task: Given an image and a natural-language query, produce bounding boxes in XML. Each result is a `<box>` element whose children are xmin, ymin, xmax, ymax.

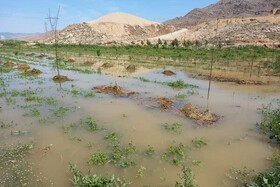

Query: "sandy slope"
<box><xmin>88</xmin><ymin>12</ymin><xmax>158</xmax><ymax>26</ymax></box>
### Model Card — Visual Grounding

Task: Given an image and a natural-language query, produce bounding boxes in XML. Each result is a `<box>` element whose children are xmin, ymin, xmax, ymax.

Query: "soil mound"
<box><xmin>93</xmin><ymin>85</ymin><xmax>136</xmax><ymax>97</ymax></box>
<box><xmin>24</xmin><ymin>68</ymin><xmax>42</xmax><ymax>76</ymax></box>
<box><xmin>101</xmin><ymin>63</ymin><xmax>114</xmax><ymax>68</ymax></box>
<box><xmin>3</xmin><ymin>61</ymin><xmax>15</xmax><ymax>68</ymax></box>
<box><xmin>180</xmin><ymin>104</ymin><xmax>218</xmax><ymax>125</ymax></box>
<box><xmin>52</xmin><ymin>75</ymin><xmax>71</xmax><ymax>82</ymax></box>
<box><xmin>162</xmin><ymin>70</ymin><xmax>175</xmax><ymax>76</ymax></box>
<box><xmin>159</xmin><ymin>97</ymin><xmax>174</xmax><ymax>110</ymax></box>
<box><xmin>17</xmin><ymin>64</ymin><xmax>30</xmax><ymax>71</ymax></box>
<box><xmin>126</xmin><ymin>65</ymin><xmax>136</xmax><ymax>73</ymax></box>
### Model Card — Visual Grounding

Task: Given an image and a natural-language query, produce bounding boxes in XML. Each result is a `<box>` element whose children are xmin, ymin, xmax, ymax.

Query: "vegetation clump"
<box><xmin>191</xmin><ymin>138</ymin><xmax>207</xmax><ymax>149</ymax></box>
<box><xmin>259</xmin><ymin>101</ymin><xmax>280</xmax><ymax>142</ymax></box>
<box><xmin>162</xmin><ymin>143</ymin><xmax>185</xmax><ymax>166</ymax></box>
<box><xmin>90</xmin><ymin>152</ymin><xmax>109</xmax><ymax>165</ymax></box>
<box><xmin>175</xmin><ymin>165</ymin><xmax>197</xmax><ymax>187</ymax></box>
<box><xmin>165</xmin><ymin>80</ymin><xmax>199</xmax><ymax>89</ymax></box>
<box><xmin>69</xmin><ymin>163</ymin><xmax>129</xmax><ymax>187</ymax></box>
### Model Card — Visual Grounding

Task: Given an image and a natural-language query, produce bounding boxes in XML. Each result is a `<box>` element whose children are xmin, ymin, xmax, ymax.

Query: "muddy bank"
<box><xmin>24</xmin><ymin>68</ymin><xmax>42</xmax><ymax>76</ymax></box>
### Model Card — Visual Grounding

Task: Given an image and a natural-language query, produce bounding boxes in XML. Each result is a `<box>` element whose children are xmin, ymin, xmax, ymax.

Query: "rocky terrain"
<box><xmin>152</xmin><ymin>15</ymin><xmax>280</xmax><ymax>46</ymax></box>
<box><xmin>46</xmin><ymin>12</ymin><xmax>176</xmax><ymax>45</ymax></box>
<box><xmin>165</xmin><ymin>0</ymin><xmax>280</xmax><ymax>28</ymax></box>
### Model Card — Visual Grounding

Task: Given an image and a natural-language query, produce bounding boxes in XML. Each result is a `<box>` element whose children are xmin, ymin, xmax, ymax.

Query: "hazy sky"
<box><xmin>0</xmin><ymin>0</ymin><xmax>218</xmax><ymax>33</ymax></box>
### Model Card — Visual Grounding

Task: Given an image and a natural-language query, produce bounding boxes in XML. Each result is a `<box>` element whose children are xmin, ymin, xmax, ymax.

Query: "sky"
<box><xmin>0</xmin><ymin>0</ymin><xmax>218</xmax><ymax>33</ymax></box>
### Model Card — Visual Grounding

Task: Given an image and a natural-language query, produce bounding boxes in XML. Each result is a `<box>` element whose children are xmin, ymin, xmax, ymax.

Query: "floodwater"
<box><xmin>0</xmin><ymin>54</ymin><xmax>280</xmax><ymax>187</ymax></box>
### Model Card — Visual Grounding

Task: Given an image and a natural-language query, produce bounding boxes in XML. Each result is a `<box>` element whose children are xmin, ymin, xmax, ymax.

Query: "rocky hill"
<box><xmin>152</xmin><ymin>15</ymin><xmax>280</xmax><ymax>46</ymax></box>
<box><xmin>46</xmin><ymin>12</ymin><xmax>176</xmax><ymax>45</ymax></box>
<box><xmin>165</xmin><ymin>0</ymin><xmax>280</xmax><ymax>28</ymax></box>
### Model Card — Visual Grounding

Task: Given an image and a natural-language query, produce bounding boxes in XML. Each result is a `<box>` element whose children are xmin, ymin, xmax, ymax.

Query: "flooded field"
<box><xmin>0</xmin><ymin>51</ymin><xmax>280</xmax><ymax>187</ymax></box>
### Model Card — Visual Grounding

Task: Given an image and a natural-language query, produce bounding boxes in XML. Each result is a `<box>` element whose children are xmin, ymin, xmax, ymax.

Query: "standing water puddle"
<box><xmin>0</xmin><ymin>56</ymin><xmax>279</xmax><ymax>187</ymax></box>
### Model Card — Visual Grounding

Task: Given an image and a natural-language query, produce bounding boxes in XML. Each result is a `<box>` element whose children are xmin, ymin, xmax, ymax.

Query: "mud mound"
<box><xmin>68</xmin><ymin>58</ymin><xmax>75</xmax><ymax>63</ymax></box>
<box><xmin>83</xmin><ymin>61</ymin><xmax>94</xmax><ymax>66</ymax></box>
<box><xmin>52</xmin><ymin>75</ymin><xmax>71</xmax><ymax>82</ymax></box>
<box><xmin>3</xmin><ymin>61</ymin><xmax>15</xmax><ymax>68</ymax></box>
<box><xmin>24</xmin><ymin>68</ymin><xmax>42</xmax><ymax>76</ymax></box>
<box><xmin>162</xmin><ymin>70</ymin><xmax>175</xmax><ymax>76</ymax></box>
<box><xmin>180</xmin><ymin>104</ymin><xmax>218</xmax><ymax>125</ymax></box>
<box><xmin>17</xmin><ymin>64</ymin><xmax>30</xmax><ymax>71</ymax></box>
<box><xmin>93</xmin><ymin>85</ymin><xmax>136</xmax><ymax>97</ymax></box>
<box><xmin>126</xmin><ymin>65</ymin><xmax>136</xmax><ymax>73</ymax></box>
<box><xmin>101</xmin><ymin>63</ymin><xmax>114</xmax><ymax>68</ymax></box>
<box><xmin>159</xmin><ymin>97</ymin><xmax>174</xmax><ymax>110</ymax></box>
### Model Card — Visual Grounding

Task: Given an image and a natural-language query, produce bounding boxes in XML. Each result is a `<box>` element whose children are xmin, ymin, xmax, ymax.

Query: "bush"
<box><xmin>260</xmin><ymin>101</ymin><xmax>280</xmax><ymax>142</ymax></box>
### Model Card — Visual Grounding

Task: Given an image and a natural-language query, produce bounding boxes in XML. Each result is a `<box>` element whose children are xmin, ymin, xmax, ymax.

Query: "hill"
<box><xmin>45</xmin><ymin>12</ymin><xmax>175</xmax><ymax>45</ymax></box>
<box><xmin>165</xmin><ymin>0</ymin><xmax>280</xmax><ymax>28</ymax></box>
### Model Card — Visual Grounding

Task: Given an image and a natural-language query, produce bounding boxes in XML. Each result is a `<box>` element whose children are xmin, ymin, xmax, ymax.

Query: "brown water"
<box><xmin>0</xmin><ymin>54</ymin><xmax>279</xmax><ymax>187</ymax></box>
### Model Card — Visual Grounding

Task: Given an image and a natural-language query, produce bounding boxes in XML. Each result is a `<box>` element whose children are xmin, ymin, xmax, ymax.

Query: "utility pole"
<box><xmin>46</xmin><ymin>6</ymin><xmax>61</xmax><ymax>79</ymax></box>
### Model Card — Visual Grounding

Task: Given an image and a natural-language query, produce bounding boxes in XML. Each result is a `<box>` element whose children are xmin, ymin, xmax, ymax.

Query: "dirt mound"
<box><xmin>101</xmin><ymin>63</ymin><xmax>114</xmax><ymax>68</ymax></box>
<box><xmin>24</xmin><ymin>68</ymin><xmax>42</xmax><ymax>76</ymax></box>
<box><xmin>52</xmin><ymin>75</ymin><xmax>71</xmax><ymax>82</ymax></box>
<box><xmin>199</xmin><ymin>75</ymin><xmax>265</xmax><ymax>85</ymax></box>
<box><xmin>159</xmin><ymin>97</ymin><xmax>174</xmax><ymax>110</ymax></box>
<box><xmin>126</xmin><ymin>65</ymin><xmax>136</xmax><ymax>73</ymax></box>
<box><xmin>162</xmin><ymin>70</ymin><xmax>175</xmax><ymax>76</ymax></box>
<box><xmin>3</xmin><ymin>61</ymin><xmax>15</xmax><ymax>68</ymax></box>
<box><xmin>83</xmin><ymin>61</ymin><xmax>94</xmax><ymax>66</ymax></box>
<box><xmin>180</xmin><ymin>104</ymin><xmax>218</xmax><ymax>125</ymax></box>
<box><xmin>17</xmin><ymin>64</ymin><xmax>30</xmax><ymax>71</ymax></box>
<box><xmin>93</xmin><ymin>85</ymin><xmax>136</xmax><ymax>97</ymax></box>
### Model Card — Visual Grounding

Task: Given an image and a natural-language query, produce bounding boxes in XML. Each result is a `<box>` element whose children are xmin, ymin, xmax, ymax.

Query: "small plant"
<box><xmin>84</xmin><ymin>117</ymin><xmax>98</xmax><ymax>131</ymax></box>
<box><xmin>104</xmin><ymin>132</ymin><xmax>119</xmax><ymax>142</ymax></box>
<box><xmin>191</xmin><ymin>138</ymin><xmax>207</xmax><ymax>149</ymax></box>
<box><xmin>175</xmin><ymin>165</ymin><xmax>197</xmax><ymax>187</ymax></box>
<box><xmin>163</xmin><ymin>123</ymin><xmax>183</xmax><ymax>134</ymax></box>
<box><xmin>136</xmin><ymin>166</ymin><xmax>146</xmax><ymax>179</ymax></box>
<box><xmin>163</xmin><ymin>143</ymin><xmax>185</xmax><ymax>166</ymax></box>
<box><xmin>144</xmin><ymin>145</ymin><xmax>155</xmax><ymax>157</ymax></box>
<box><xmin>124</xmin><ymin>142</ymin><xmax>136</xmax><ymax>156</ymax></box>
<box><xmin>90</xmin><ymin>152</ymin><xmax>109</xmax><ymax>165</ymax></box>
<box><xmin>53</xmin><ymin>106</ymin><xmax>69</xmax><ymax>117</ymax></box>
<box><xmin>120</xmin><ymin>159</ymin><xmax>136</xmax><ymax>168</ymax></box>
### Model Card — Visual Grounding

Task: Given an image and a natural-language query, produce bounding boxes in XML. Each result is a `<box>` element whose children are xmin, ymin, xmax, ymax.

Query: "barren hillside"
<box><xmin>165</xmin><ymin>0</ymin><xmax>280</xmax><ymax>28</ymax></box>
<box><xmin>46</xmin><ymin>12</ymin><xmax>176</xmax><ymax>45</ymax></box>
<box><xmin>152</xmin><ymin>15</ymin><xmax>280</xmax><ymax>46</ymax></box>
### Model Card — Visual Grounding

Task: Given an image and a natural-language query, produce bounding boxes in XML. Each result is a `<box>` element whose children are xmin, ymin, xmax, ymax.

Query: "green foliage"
<box><xmin>53</xmin><ymin>106</ymin><xmax>69</xmax><ymax>117</ymax></box>
<box><xmin>96</xmin><ymin>49</ymin><xmax>101</xmax><ymax>57</ymax></box>
<box><xmin>191</xmin><ymin>138</ymin><xmax>207</xmax><ymax>149</ymax></box>
<box><xmin>144</xmin><ymin>145</ymin><xmax>155</xmax><ymax>157</ymax></box>
<box><xmin>175</xmin><ymin>165</ymin><xmax>197</xmax><ymax>187</ymax></box>
<box><xmin>90</xmin><ymin>152</ymin><xmax>109</xmax><ymax>165</ymax></box>
<box><xmin>260</xmin><ymin>101</ymin><xmax>280</xmax><ymax>142</ymax></box>
<box><xmin>69</xmin><ymin>163</ymin><xmax>129</xmax><ymax>187</ymax></box>
<box><xmin>171</xmin><ymin>39</ymin><xmax>179</xmax><ymax>48</ymax></box>
<box><xmin>164</xmin><ymin>80</ymin><xmax>199</xmax><ymax>89</ymax></box>
<box><xmin>84</xmin><ymin>117</ymin><xmax>98</xmax><ymax>131</ymax></box>
<box><xmin>163</xmin><ymin>143</ymin><xmax>185</xmax><ymax>166</ymax></box>
<box><xmin>163</xmin><ymin>123</ymin><xmax>183</xmax><ymax>134</ymax></box>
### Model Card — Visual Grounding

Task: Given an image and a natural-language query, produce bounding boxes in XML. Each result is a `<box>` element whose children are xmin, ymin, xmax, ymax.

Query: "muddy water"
<box><xmin>0</xmin><ymin>57</ymin><xmax>279</xmax><ymax>187</ymax></box>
